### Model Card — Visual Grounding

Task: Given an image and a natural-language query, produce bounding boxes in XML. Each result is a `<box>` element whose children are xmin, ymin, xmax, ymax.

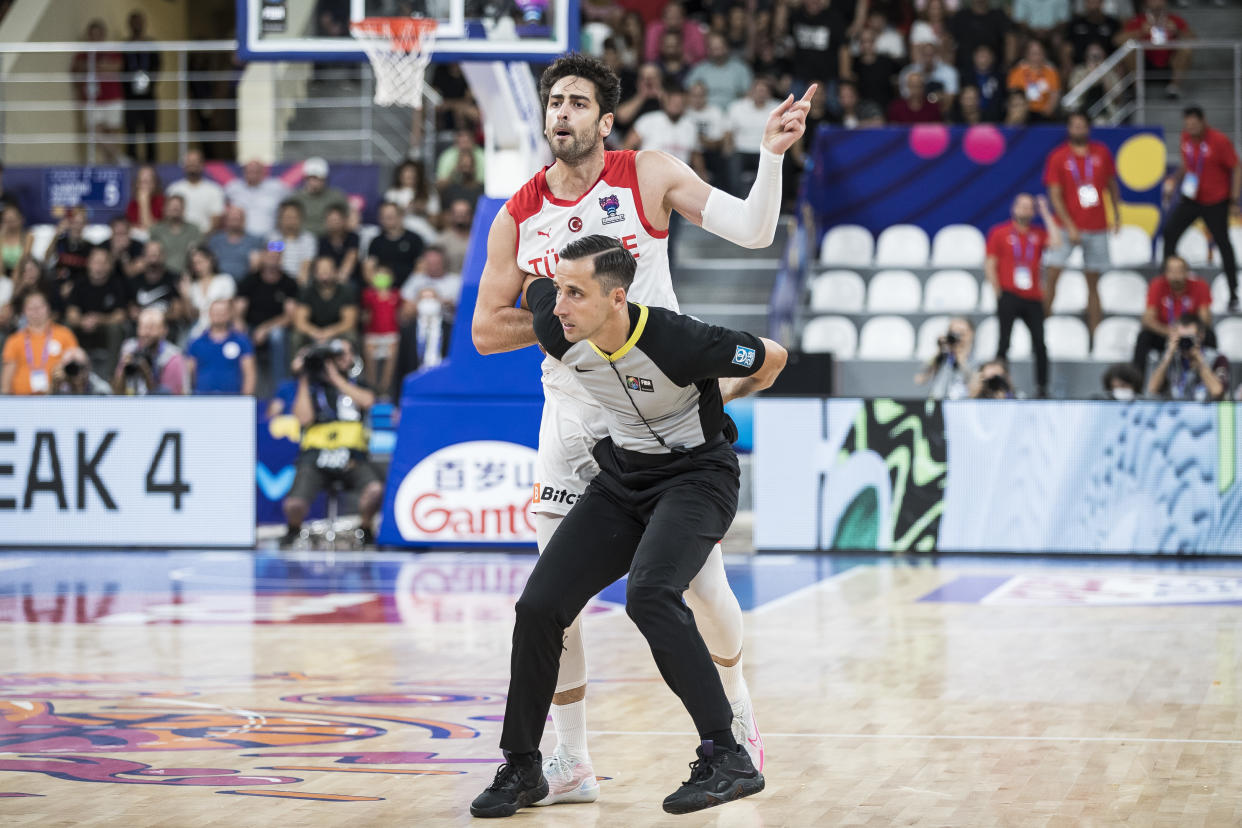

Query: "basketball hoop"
<box><xmin>351</xmin><ymin>17</ymin><xmax>438</xmax><ymax>109</ymax></box>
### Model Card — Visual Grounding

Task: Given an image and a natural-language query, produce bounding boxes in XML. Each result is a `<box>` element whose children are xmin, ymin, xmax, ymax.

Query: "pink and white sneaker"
<box><xmin>532</xmin><ymin>751</ymin><xmax>600</xmax><ymax>806</ymax></box>
<box><xmin>731</xmin><ymin>690</ymin><xmax>764</xmax><ymax>773</ymax></box>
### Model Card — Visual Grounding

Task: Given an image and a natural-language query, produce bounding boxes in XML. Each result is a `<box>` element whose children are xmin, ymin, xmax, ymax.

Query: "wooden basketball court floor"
<box><xmin>3</xmin><ymin>548</ymin><xmax>1242</xmax><ymax>827</ymax></box>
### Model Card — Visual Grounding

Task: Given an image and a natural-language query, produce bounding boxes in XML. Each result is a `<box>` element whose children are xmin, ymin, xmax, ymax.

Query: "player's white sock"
<box><xmin>550</xmin><ymin>698</ymin><xmax>590</xmax><ymax>764</ymax></box>
<box><xmin>717</xmin><ymin>659</ymin><xmax>746</xmax><ymax>704</ymax></box>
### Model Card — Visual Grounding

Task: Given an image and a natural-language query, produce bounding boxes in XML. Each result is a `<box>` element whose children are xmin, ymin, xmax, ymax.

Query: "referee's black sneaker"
<box><xmin>470</xmin><ymin>751</ymin><xmax>548</xmax><ymax>818</ymax></box>
<box><xmin>662</xmin><ymin>740</ymin><xmax>765</xmax><ymax>815</ymax></box>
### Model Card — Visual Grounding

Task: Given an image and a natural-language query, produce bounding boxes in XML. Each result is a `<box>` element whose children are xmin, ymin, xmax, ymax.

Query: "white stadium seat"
<box><xmin>809</xmin><ymin>270</ymin><xmax>865</xmax><ymax>314</ymax></box>
<box><xmin>1212</xmin><ymin>273</ymin><xmax>1231</xmax><ymax>315</ymax></box>
<box><xmin>1109</xmin><ymin>225</ymin><xmax>1152</xmax><ymax>267</ymax></box>
<box><xmin>858</xmin><ymin>315</ymin><xmax>916</xmax><ymax>360</ymax></box>
<box><xmin>29</xmin><ymin>224</ymin><xmax>56</xmax><ymax>262</ymax></box>
<box><xmin>874</xmin><ymin>224</ymin><xmax>930</xmax><ymax>267</ymax></box>
<box><xmin>1172</xmin><ymin>228</ymin><xmax>1210</xmax><ymax>266</ymax></box>
<box><xmin>82</xmin><ymin>224</ymin><xmax>112</xmax><ymax>245</ymax></box>
<box><xmin>930</xmin><ymin>224</ymin><xmax>986</xmax><ymax>267</ymax></box>
<box><xmin>923</xmin><ymin>269</ymin><xmax>979</xmax><ymax>312</ymax></box>
<box><xmin>801</xmin><ymin>316</ymin><xmax>858</xmax><ymax>358</ymax></box>
<box><xmin>1216</xmin><ymin>319</ymin><xmax>1242</xmax><ymax>361</ymax></box>
<box><xmin>1098</xmin><ymin>270</ymin><xmax>1148</xmax><ymax>315</ymax></box>
<box><xmin>1050</xmin><ymin>270</ymin><xmax>1089</xmax><ymax>314</ymax></box>
<box><xmin>866</xmin><ymin>269</ymin><xmax>922</xmax><ymax>313</ymax></box>
<box><xmin>916</xmin><ymin>315</ymin><xmax>952</xmax><ymax>361</ymax></box>
<box><xmin>978</xmin><ymin>284</ymin><xmax>997</xmax><ymax>312</ymax></box>
<box><xmin>975</xmin><ymin>315</ymin><xmax>1032</xmax><ymax>360</ymax></box>
<box><xmin>1231</xmin><ymin>226</ymin><xmax>1242</xmax><ymax>261</ymax></box>
<box><xmin>1091</xmin><ymin>316</ymin><xmax>1141</xmax><ymax>362</ymax></box>
<box><xmin>819</xmin><ymin>224</ymin><xmax>874</xmax><ymax>267</ymax></box>
<box><xmin>1044</xmin><ymin>316</ymin><xmax>1091</xmax><ymax>360</ymax></box>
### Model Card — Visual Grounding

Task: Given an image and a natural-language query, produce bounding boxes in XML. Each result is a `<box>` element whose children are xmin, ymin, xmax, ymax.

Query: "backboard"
<box><xmin>237</xmin><ymin>0</ymin><xmax>578</xmax><ymax>63</ymax></box>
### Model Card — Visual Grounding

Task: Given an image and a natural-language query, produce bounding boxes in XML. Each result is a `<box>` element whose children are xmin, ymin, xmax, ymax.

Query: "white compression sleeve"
<box><xmin>699</xmin><ymin>146</ymin><xmax>784</xmax><ymax>249</ymax></box>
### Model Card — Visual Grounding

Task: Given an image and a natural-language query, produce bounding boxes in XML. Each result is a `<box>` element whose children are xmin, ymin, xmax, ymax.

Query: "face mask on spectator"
<box><xmin>1111</xmin><ymin>387</ymin><xmax>1136</xmax><ymax>401</ymax></box>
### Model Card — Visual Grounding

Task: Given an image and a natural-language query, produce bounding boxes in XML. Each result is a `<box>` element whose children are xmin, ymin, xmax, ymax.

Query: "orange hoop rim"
<box><xmin>350</xmin><ymin>17</ymin><xmax>437</xmax><ymax>51</ymax></box>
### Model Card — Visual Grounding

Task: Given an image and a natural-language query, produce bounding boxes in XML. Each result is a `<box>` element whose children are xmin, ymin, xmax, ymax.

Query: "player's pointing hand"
<box><xmin>761</xmin><ymin>84</ymin><xmax>817</xmax><ymax>156</ymax></box>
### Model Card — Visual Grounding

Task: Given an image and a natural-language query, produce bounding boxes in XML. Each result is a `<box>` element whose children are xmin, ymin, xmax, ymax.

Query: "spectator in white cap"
<box><xmin>898</xmin><ymin>28</ymin><xmax>960</xmax><ymax>114</ymax></box>
<box><xmin>290</xmin><ymin>157</ymin><xmax>349</xmax><ymax>237</ymax></box>
<box><xmin>166</xmin><ymin>147</ymin><xmax>226</xmax><ymax>234</ymax></box>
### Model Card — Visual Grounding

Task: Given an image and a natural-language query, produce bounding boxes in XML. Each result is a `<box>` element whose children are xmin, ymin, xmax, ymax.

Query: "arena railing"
<box><xmin>0</xmin><ymin>38</ymin><xmax>441</xmax><ymax>166</ymax></box>
<box><xmin>1063</xmin><ymin>39</ymin><xmax>1242</xmax><ymax>146</ymax></box>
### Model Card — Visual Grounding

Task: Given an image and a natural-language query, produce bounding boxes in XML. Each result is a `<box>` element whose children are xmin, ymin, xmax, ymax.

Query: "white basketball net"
<box><xmin>351</xmin><ymin>18</ymin><xmax>437</xmax><ymax>109</ymax></box>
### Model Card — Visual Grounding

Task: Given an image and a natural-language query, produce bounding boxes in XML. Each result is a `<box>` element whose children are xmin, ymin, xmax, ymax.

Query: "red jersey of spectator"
<box><xmin>362</xmin><ymin>287</ymin><xmax>400</xmax><ymax>335</ymax></box>
<box><xmin>987</xmin><ymin>220</ymin><xmax>1048</xmax><ymax>301</ymax></box>
<box><xmin>1179</xmin><ymin>126</ymin><xmax>1239</xmax><ymax>205</ymax></box>
<box><xmin>126</xmin><ymin>194</ymin><xmax>165</xmax><ymax>226</ymax></box>
<box><xmin>886</xmin><ymin>97</ymin><xmax>943</xmax><ymax>124</ymax></box>
<box><xmin>1122</xmin><ymin>11</ymin><xmax>1190</xmax><ymax>68</ymax></box>
<box><xmin>70</xmin><ymin>50</ymin><xmax>125</xmax><ymax>102</ymax></box>
<box><xmin>1043</xmin><ymin>141</ymin><xmax>1116</xmax><ymax>232</ymax></box>
<box><xmin>1146</xmin><ymin>273</ymin><xmax>1211</xmax><ymax>325</ymax></box>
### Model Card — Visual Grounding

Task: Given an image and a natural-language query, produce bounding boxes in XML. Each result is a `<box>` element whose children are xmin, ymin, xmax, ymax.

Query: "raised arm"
<box><xmin>471</xmin><ymin>207</ymin><xmax>538</xmax><ymax>355</ymax></box>
<box><xmin>648</xmin><ymin>86</ymin><xmax>815</xmax><ymax>250</ymax></box>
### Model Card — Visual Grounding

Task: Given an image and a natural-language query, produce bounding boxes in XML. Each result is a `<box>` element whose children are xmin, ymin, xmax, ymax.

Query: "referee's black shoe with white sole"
<box><xmin>470</xmin><ymin>751</ymin><xmax>548</xmax><ymax>818</ymax></box>
<box><xmin>662</xmin><ymin>740</ymin><xmax>765</xmax><ymax>814</ymax></box>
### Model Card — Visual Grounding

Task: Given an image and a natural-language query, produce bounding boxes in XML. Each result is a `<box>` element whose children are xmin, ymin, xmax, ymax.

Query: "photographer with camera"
<box><xmin>915</xmin><ymin>317</ymin><xmax>975</xmax><ymax>400</ymax></box>
<box><xmin>281</xmin><ymin>337</ymin><xmax>383</xmax><ymax>547</ymax></box>
<box><xmin>970</xmin><ymin>359</ymin><xmax>1015</xmax><ymax>399</ymax></box>
<box><xmin>1146</xmin><ymin>313</ymin><xmax>1228</xmax><ymax>402</ymax></box>
<box><xmin>112</xmin><ymin>306</ymin><xmax>187</xmax><ymax>395</ymax></box>
<box><xmin>52</xmin><ymin>346</ymin><xmax>111</xmax><ymax>395</ymax></box>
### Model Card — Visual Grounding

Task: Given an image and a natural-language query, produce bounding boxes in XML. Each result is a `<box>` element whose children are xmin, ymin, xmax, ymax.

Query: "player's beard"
<box><xmin>548</xmin><ymin>124</ymin><xmax>600</xmax><ymax>164</ymax></box>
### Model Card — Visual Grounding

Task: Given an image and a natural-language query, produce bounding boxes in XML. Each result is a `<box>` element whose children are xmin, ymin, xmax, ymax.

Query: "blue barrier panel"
<box><xmin>803</xmin><ymin>125</ymin><xmax>1166</xmax><ymax>240</ymax></box>
<box><xmin>379</xmin><ymin>197</ymin><xmax>545</xmax><ymax>548</ymax></box>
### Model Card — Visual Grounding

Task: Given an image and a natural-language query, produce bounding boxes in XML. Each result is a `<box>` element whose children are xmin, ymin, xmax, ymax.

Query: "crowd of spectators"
<box><xmin>0</xmin><ymin>148</ymin><xmax>464</xmax><ymax>401</ymax></box>
<box><xmin>510</xmin><ymin>0</ymin><xmax>1202</xmax><ymax>204</ymax></box>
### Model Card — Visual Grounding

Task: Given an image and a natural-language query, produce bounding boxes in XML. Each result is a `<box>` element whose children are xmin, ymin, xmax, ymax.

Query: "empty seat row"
<box><xmin>809</xmin><ymin>269</ymin><xmax>1165</xmax><ymax>315</ymax></box>
<box><xmin>818</xmin><ymin>222</ymin><xmax>1204</xmax><ymax>269</ymax></box>
<box><xmin>801</xmin><ymin>314</ymin><xmax>1166</xmax><ymax>362</ymax></box>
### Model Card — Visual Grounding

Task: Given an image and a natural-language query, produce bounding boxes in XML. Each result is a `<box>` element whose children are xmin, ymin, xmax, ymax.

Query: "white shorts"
<box><xmin>84</xmin><ymin>100</ymin><xmax>124</xmax><ymax>131</ymax></box>
<box><xmin>532</xmin><ymin>382</ymin><xmax>609</xmax><ymax>517</ymax></box>
<box><xmin>1044</xmin><ymin>230</ymin><xmax>1111</xmax><ymax>272</ymax></box>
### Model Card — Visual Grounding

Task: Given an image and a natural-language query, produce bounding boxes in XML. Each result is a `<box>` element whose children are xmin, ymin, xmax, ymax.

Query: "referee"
<box><xmin>469</xmin><ymin>235</ymin><xmax>787</xmax><ymax>818</ymax></box>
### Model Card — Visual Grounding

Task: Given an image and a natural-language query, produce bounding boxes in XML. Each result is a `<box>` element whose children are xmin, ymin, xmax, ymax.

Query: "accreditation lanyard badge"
<box><xmin>1012</xmin><ymin>234</ymin><xmax>1037</xmax><ymax>292</ymax></box>
<box><xmin>1070</xmin><ymin>154</ymin><xmax>1099</xmax><ymax>208</ymax></box>
<box><xmin>25</xmin><ymin>332</ymin><xmax>53</xmax><ymax>394</ymax></box>
<box><xmin>1181</xmin><ymin>140</ymin><xmax>1207</xmax><ymax>200</ymax></box>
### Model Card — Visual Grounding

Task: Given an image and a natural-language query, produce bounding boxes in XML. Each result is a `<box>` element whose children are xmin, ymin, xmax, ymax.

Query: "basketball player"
<box><xmin>472</xmin><ymin>53</ymin><xmax>812</xmax><ymax>805</ymax></box>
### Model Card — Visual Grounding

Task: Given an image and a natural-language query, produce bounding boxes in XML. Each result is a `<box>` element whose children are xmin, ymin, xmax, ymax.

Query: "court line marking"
<box><xmin>587</xmin><ymin>730</ymin><xmax>1242</xmax><ymax>746</ymax></box>
<box><xmin>749</xmin><ymin>565</ymin><xmax>869</xmax><ymax>615</ymax></box>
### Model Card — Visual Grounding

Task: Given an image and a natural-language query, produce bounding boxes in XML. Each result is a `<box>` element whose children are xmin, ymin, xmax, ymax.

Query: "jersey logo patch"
<box><xmin>568</xmin><ymin>216</ymin><xmax>583</xmax><ymax>232</ymax></box>
<box><xmin>599</xmin><ymin>194</ymin><xmax>625</xmax><ymax>225</ymax></box>
<box><xmin>626</xmin><ymin>375</ymin><xmax>654</xmax><ymax>392</ymax></box>
<box><xmin>732</xmin><ymin>346</ymin><xmax>756</xmax><ymax>368</ymax></box>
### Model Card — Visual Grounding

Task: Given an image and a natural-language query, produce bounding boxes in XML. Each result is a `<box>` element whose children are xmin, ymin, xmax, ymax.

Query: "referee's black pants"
<box><xmin>500</xmin><ymin>436</ymin><xmax>740</xmax><ymax>756</ymax></box>
<box><xmin>997</xmin><ymin>291</ymin><xmax>1049</xmax><ymax>390</ymax></box>
<box><xmin>1162</xmin><ymin>197</ymin><xmax>1237</xmax><ymax>299</ymax></box>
